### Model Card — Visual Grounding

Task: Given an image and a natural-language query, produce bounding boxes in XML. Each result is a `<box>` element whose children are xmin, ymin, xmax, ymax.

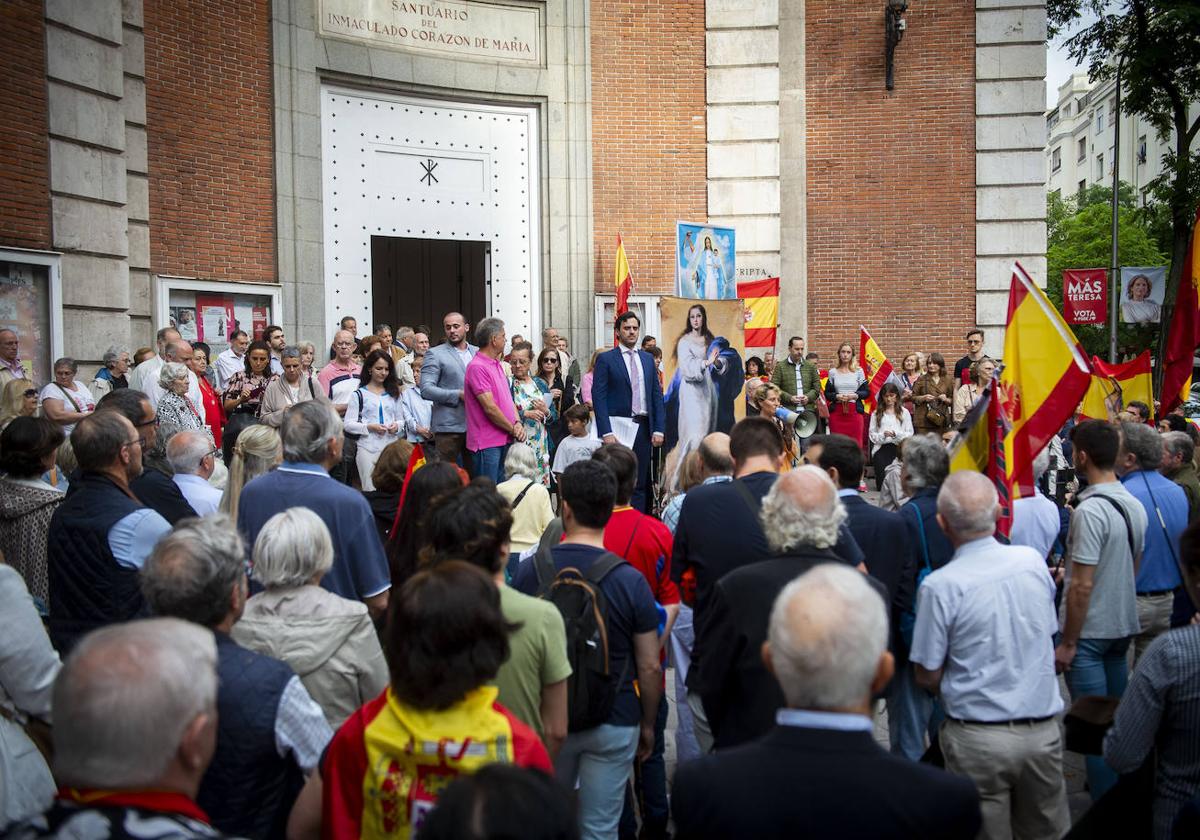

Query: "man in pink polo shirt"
<box><xmin>464</xmin><ymin>317</ymin><xmax>524</xmax><ymax>482</ymax></box>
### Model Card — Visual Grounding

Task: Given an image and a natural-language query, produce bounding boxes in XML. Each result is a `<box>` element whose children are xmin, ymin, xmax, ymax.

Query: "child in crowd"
<box><xmin>551</xmin><ymin>403</ymin><xmax>601</xmax><ymax>479</ymax></box>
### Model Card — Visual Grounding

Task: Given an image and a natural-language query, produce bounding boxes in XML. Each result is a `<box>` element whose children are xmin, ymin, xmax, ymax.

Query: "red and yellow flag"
<box><xmin>859</xmin><ymin>326</ymin><xmax>894</xmax><ymax>411</ymax></box>
<box><xmin>737</xmin><ymin>277</ymin><xmax>780</xmax><ymax>348</ymax></box>
<box><xmin>1160</xmin><ymin>208</ymin><xmax>1200</xmax><ymax>415</ymax></box>
<box><xmin>614</xmin><ymin>234</ymin><xmax>633</xmax><ymax>328</ymax></box>
<box><xmin>1079</xmin><ymin>351</ymin><xmax>1154</xmax><ymax>422</ymax></box>
<box><xmin>949</xmin><ymin>379</ymin><xmax>1013</xmax><ymax>538</ymax></box>
<box><xmin>1000</xmin><ymin>262</ymin><xmax>1093</xmax><ymax>499</ymax></box>
<box><xmin>390</xmin><ymin>443</ymin><xmax>427</xmax><ymax>535</ymax></box>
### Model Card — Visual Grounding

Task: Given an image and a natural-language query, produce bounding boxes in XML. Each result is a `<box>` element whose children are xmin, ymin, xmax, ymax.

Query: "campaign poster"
<box><xmin>659</xmin><ymin>297</ymin><xmax>745</xmax><ymax>492</ymax></box>
<box><xmin>252</xmin><ymin>306</ymin><xmax>269</xmax><ymax>340</ymax></box>
<box><xmin>1120</xmin><ymin>266</ymin><xmax>1166</xmax><ymax>324</ymax></box>
<box><xmin>1062</xmin><ymin>268</ymin><xmax>1108</xmax><ymax>325</ymax></box>
<box><xmin>196</xmin><ymin>295</ymin><xmax>233</xmax><ymax>344</ymax></box>
<box><xmin>675</xmin><ymin>222</ymin><xmax>736</xmax><ymax>300</ymax></box>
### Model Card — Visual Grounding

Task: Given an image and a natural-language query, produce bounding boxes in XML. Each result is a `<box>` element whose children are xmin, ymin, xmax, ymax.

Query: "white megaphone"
<box><xmin>776</xmin><ymin>406</ymin><xmax>819</xmax><ymax>439</ymax></box>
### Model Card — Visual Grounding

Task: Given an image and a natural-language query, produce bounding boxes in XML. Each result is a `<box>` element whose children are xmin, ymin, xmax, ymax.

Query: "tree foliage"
<box><xmin>1046</xmin><ymin>187</ymin><xmax>1166</xmax><ymax>359</ymax></box>
<box><xmin>1047</xmin><ymin>0</ymin><xmax>1200</xmax><ymax>381</ymax></box>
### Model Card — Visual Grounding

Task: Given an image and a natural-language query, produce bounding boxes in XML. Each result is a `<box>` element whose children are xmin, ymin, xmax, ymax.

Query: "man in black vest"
<box><xmin>95</xmin><ymin>387</ymin><xmax>198</xmax><ymax>523</ymax></box>
<box><xmin>141</xmin><ymin>514</ymin><xmax>333</xmax><ymax>839</ymax></box>
<box><xmin>47</xmin><ymin>411</ymin><xmax>172</xmax><ymax>653</ymax></box>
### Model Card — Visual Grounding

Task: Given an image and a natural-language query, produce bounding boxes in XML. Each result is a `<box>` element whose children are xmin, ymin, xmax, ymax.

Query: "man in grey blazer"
<box><xmin>419</xmin><ymin>311</ymin><xmax>477</xmax><ymax>471</ymax></box>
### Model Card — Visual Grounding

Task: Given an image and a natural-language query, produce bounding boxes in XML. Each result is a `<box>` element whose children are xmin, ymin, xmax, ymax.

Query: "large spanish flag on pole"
<box><xmin>949</xmin><ymin>378</ymin><xmax>1013</xmax><ymax>538</ymax></box>
<box><xmin>1001</xmin><ymin>262</ymin><xmax>1093</xmax><ymax>498</ymax></box>
<box><xmin>1079</xmin><ymin>351</ymin><xmax>1154</xmax><ymax>422</ymax></box>
<box><xmin>614</xmin><ymin>234</ymin><xmax>633</xmax><ymax>337</ymax></box>
<box><xmin>859</xmin><ymin>326</ymin><xmax>894</xmax><ymax>412</ymax></box>
<box><xmin>1160</xmin><ymin>208</ymin><xmax>1200</xmax><ymax>415</ymax></box>
<box><xmin>737</xmin><ymin>277</ymin><xmax>780</xmax><ymax>348</ymax></box>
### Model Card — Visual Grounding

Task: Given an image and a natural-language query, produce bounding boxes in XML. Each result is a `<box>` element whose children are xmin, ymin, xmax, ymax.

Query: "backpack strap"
<box><xmin>1085</xmin><ymin>494</ymin><xmax>1137</xmax><ymax>565</ymax></box>
<box><xmin>533</xmin><ymin>518</ymin><xmax>565</xmax><ymax>595</ymax></box>
<box><xmin>733</xmin><ymin>478</ymin><xmax>762</xmax><ymax>517</ymax></box>
<box><xmin>904</xmin><ymin>502</ymin><xmax>932</xmax><ymax>573</ymax></box>
<box><xmin>585</xmin><ymin>551</ymin><xmax>628</xmax><ymax>584</ymax></box>
<box><xmin>510</xmin><ymin>480</ymin><xmax>537</xmax><ymax>510</ymax></box>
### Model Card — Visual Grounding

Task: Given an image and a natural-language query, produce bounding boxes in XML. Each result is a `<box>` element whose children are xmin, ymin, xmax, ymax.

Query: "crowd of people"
<box><xmin>1</xmin><ymin>315</ymin><xmax>1200</xmax><ymax>840</ymax></box>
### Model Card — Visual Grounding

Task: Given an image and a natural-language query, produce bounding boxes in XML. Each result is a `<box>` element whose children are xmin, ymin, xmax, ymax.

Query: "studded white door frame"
<box><xmin>320</xmin><ymin>86</ymin><xmax>541</xmax><ymax>342</ymax></box>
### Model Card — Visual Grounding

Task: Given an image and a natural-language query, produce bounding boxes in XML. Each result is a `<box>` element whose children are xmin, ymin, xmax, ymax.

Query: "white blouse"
<box><xmin>867</xmin><ymin>408</ymin><xmax>913</xmax><ymax>455</ymax></box>
<box><xmin>343</xmin><ymin>387</ymin><xmax>405</xmax><ymax>452</ymax></box>
<box><xmin>39</xmin><ymin>380</ymin><xmax>96</xmax><ymax>435</ymax></box>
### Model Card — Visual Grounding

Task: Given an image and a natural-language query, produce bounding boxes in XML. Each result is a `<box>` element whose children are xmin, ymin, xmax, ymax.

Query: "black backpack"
<box><xmin>534</xmin><ymin>545</ymin><xmax>629</xmax><ymax>732</ymax></box>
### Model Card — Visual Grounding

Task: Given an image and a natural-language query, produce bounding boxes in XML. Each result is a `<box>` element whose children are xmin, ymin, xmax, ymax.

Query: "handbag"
<box><xmin>925</xmin><ymin>402</ymin><xmax>947</xmax><ymax>427</ymax></box>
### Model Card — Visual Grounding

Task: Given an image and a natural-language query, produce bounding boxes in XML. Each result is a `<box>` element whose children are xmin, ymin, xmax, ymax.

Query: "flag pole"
<box><xmin>1108</xmin><ymin>57</ymin><xmax>1123</xmax><ymax>364</ymax></box>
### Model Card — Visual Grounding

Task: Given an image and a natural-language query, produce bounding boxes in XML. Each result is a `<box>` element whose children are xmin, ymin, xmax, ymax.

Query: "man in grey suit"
<box><xmin>419</xmin><ymin>311</ymin><xmax>477</xmax><ymax>471</ymax></box>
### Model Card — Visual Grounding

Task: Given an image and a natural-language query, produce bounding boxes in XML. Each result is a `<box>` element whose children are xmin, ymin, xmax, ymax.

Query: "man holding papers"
<box><xmin>593</xmin><ymin>310</ymin><xmax>666</xmax><ymax>513</ymax></box>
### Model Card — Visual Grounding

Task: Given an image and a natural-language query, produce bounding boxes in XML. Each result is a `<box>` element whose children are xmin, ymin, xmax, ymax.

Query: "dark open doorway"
<box><xmin>370</xmin><ymin>237</ymin><xmax>489</xmax><ymax>335</ymax></box>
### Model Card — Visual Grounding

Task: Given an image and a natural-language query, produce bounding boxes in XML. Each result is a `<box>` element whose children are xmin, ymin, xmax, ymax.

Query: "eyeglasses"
<box><xmin>967</xmin><ymin>339</ymin><xmax>983</xmax><ymax>345</ymax></box>
<box><xmin>123</xmin><ymin>436</ymin><xmax>146</xmax><ymax>451</ymax></box>
<box><xmin>544</xmin><ymin>358</ymin><xmax>559</xmax><ymax>365</ymax></box>
<box><xmin>204</xmin><ymin>447</ymin><xmax>221</xmax><ymax>460</ymax></box>
<box><xmin>22</xmin><ymin>389</ymin><xmax>36</xmax><ymax>398</ymax></box>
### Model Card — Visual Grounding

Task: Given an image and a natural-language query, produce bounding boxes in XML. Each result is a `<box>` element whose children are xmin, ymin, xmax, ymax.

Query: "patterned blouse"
<box><xmin>156</xmin><ymin>390</ymin><xmax>205</xmax><ymax>440</ymax></box>
<box><xmin>221</xmin><ymin>371</ymin><xmax>271</xmax><ymax>416</ymax></box>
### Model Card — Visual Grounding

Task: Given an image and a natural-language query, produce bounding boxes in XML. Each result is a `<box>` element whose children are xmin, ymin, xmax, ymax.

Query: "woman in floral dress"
<box><xmin>508</xmin><ymin>345</ymin><xmax>557</xmax><ymax>486</ymax></box>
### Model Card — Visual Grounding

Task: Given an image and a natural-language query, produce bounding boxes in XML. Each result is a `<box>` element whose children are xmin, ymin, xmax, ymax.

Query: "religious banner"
<box><xmin>676</xmin><ymin>222</ymin><xmax>736</xmax><ymax>300</ymax></box>
<box><xmin>1062</xmin><ymin>268</ymin><xmax>1107</xmax><ymax>325</ymax></box>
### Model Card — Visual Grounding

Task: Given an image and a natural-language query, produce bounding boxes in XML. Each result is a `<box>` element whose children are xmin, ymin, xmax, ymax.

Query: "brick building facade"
<box><xmin>0</xmin><ymin>0</ymin><xmax>1046</xmax><ymax>381</ymax></box>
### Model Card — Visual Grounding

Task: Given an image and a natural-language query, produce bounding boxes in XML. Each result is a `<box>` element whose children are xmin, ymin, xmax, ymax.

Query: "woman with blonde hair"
<box><xmin>0</xmin><ymin>378</ymin><xmax>38</xmax><ymax>435</ymax></box>
<box><xmin>952</xmin><ymin>357</ymin><xmax>996</xmax><ymax>426</ymax></box>
<box><xmin>753</xmin><ymin>381</ymin><xmax>798</xmax><ymax>470</ymax></box>
<box><xmin>823</xmin><ymin>342</ymin><xmax>869</xmax><ymax>451</ymax></box>
<box><xmin>219</xmin><ymin>423</ymin><xmax>282</xmax><ymax>521</ymax></box>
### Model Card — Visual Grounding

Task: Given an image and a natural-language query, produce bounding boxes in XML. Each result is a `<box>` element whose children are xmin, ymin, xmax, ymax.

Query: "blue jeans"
<box><xmin>1065</xmin><ymin>636</ymin><xmax>1131</xmax><ymax>799</ymax></box>
<box><xmin>887</xmin><ymin>661</ymin><xmax>934</xmax><ymax>761</ymax></box>
<box><xmin>555</xmin><ymin>724</ymin><xmax>639</xmax><ymax>840</ymax></box>
<box><xmin>472</xmin><ymin>444</ymin><xmax>508</xmax><ymax>484</ymax></box>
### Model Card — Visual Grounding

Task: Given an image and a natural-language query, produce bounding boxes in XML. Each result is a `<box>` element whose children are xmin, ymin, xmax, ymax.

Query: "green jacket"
<box><xmin>770</xmin><ymin>357</ymin><xmax>820</xmax><ymax>407</ymax></box>
<box><xmin>1168</xmin><ymin>462</ymin><xmax>1200</xmax><ymax>524</ymax></box>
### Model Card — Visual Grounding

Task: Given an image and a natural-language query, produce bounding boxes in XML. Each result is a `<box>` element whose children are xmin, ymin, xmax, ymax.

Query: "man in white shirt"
<box><xmin>1009</xmin><ymin>446</ymin><xmax>1062</xmax><ymax>559</ymax></box>
<box><xmin>167</xmin><ymin>430</ymin><xmax>222</xmax><ymax>516</ymax></box>
<box><xmin>143</xmin><ymin>340</ymin><xmax>205</xmax><ymax>423</ymax></box>
<box><xmin>912</xmin><ymin>471</ymin><xmax>1068</xmax><ymax>840</ymax></box>
<box><xmin>213</xmin><ymin>330</ymin><xmax>250</xmax><ymax>390</ymax></box>
<box><xmin>129</xmin><ymin>326</ymin><xmax>180</xmax><ymax>392</ymax></box>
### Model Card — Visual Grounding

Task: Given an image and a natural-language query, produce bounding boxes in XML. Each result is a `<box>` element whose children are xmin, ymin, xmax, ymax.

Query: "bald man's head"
<box><xmin>698</xmin><ymin>432</ymin><xmax>733</xmax><ymax>476</ymax></box>
<box><xmin>765</xmin><ymin>564</ymin><xmax>890</xmax><ymax>712</ymax></box>
<box><xmin>936</xmin><ymin>471</ymin><xmax>999</xmax><ymax>544</ymax></box>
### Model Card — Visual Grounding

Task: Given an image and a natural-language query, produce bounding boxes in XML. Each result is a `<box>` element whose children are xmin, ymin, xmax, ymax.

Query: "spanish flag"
<box><xmin>859</xmin><ymin>326</ymin><xmax>894</xmax><ymax>412</ymax></box>
<box><xmin>389</xmin><ymin>443</ymin><xmax>427</xmax><ymax>536</ymax></box>
<box><xmin>1160</xmin><ymin>208</ymin><xmax>1200</xmax><ymax>415</ymax></box>
<box><xmin>1001</xmin><ymin>262</ymin><xmax>1093</xmax><ymax>498</ymax></box>
<box><xmin>614</xmin><ymin>234</ymin><xmax>632</xmax><ymax>327</ymax></box>
<box><xmin>949</xmin><ymin>378</ymin><xmax>1013</xmax><ymax>538</ymax></box>
<box><xmin>737</xmin><ymin>277</ymin><xmax>780</xmax><ymax>348</ymax></box>
<box><xmin>1079</xmin><ymin>351</ymin><xmax>1154</xmax><ymax>422</ymax></box>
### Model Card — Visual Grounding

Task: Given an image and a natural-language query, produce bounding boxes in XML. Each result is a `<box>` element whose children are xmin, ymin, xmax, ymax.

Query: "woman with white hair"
<box><xmin>496</xmin><ymin>444</ymin><xmax>555</xmax><ymax>576</ymax></box>
<box><xmin>154</xmin><ymin>361</ymin><xmax>206</xmax><ymax>442</ymax></box>
<box><xmin>89</xmin><ymin>345</ymin><xmax>130</xmax><ymax>398</ymax></box>
<box><xmin>232</xmin><ymin>507</ymin><xmax>388</xmax><ymax>729</ymax></box>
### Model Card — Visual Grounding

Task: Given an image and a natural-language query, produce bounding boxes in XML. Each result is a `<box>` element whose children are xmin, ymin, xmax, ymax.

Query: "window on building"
<box><xmin>155</xmin><ymin>277</ymin><xmax>283</xmax><ymax>356</ymax></box>
<box><xmin>1137</xmin><ymin>135</ymin><xmax>1148</xmax><ymax>165</ymax></box>
<box><xmin>1050</xmin><ymin>188</ymin><xmax>1061</xmax><ymax>201</ymax></box>
<box><xmin>1078</xmin><ymin>137</ymin><xmax>1087</xmax><ymax>162</ymax></box>
<box><xmin>1078</xmin><ymin>179</ymin><xmax>1087</xmax><ymax>195</ymax></box>
<box><xmin>1096</xmin><ymin>153</ymin><xmax>1105</xmax><ymax>181</ymax></box>
<box><xmin>1051</xmin><ymin>147</ymin><xmax>1062</xmax><ymax>172</ymax></box>
<box><xmin>0</xmin><ymin>251</ymin><xmax>63</xmax><ymax>386</ymax></box>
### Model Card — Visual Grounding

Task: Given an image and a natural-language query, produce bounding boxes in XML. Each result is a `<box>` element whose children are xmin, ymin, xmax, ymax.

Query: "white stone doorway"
<box><xmin>320</xmin><ymin>85</ymin><xmax>541</xmax><ymax>342</ymax></box>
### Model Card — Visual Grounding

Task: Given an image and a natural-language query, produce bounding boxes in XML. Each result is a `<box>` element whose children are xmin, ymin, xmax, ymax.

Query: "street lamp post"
<box><xmin>1109</xmin><ymin>57</ymin><xmax>1123</xmax><ymax>363</ymax></box>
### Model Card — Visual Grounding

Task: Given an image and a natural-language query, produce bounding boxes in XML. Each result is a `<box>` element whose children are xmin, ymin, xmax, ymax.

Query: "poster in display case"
<box><xmin>157</xmin><ymin>277</ymin><xmax>282</xmax><ymax>357</ymax></box>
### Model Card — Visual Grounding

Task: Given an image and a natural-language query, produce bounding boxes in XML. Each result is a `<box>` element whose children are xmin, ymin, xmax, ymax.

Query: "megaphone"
<box><xmin>776</xmin><ymin>406</ymin><xmax>819</xmax><ymax>439</ymax></box>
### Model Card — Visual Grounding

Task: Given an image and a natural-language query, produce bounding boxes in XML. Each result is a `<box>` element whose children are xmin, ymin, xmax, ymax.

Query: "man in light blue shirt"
<box><xmin>167</xmin><ymin>429</ymin><xmax>223</xmax><ymax>516</ymax></box>
<box><xmin>912</xmin><ymin>471</ymin><xmax>1068</xmax><ymax>840</ymax></box>
<box><xmin>1116</xmin><ymin>421</ymin><xmax>1189</xmax><ymax>659</ymax></box>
